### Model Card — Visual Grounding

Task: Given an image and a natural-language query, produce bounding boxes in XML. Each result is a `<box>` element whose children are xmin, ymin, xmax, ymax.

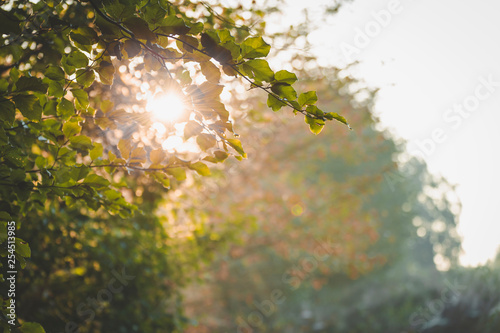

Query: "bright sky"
<box><xmin>278</xmin><ymin>0</ymin><xmax>500</xmax><ymax>266</ymax></box>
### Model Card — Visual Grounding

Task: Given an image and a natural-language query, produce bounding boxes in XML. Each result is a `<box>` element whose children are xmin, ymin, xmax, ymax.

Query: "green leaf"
<box><xmin>325</xmin><ymin>112</ymin><xmax>349</xmax><ymax>127</ymax></box>
<box><xmin>97</xmin><ymin>61</ymin><xmax>115</xmax><ymax>85</ymax></box>
<box><xmin>13</xmin><ymin>94</ymin><xmax>42</xmax><ymax>121</ymax></box>
<box><xmin>0</xmin><ymin>8</ymin><xmax>22</xmax><ymax>35</ymax></box>
<box><xmin>0</xmin><ymin>98</ymin><xmax>16</xmax><ymax>124</ymax></box>
<box><xmin>123</xmin><ymin>17</ymin><xmax>156</xmax><ymax>41</ymax></box>
<box><xmin>0</xmin><ymin>211</ymin><xmax>12</xmax><ymax>221</ymax></box>
<box><xmin>10</xmin><ymin>66</ymin><xmax>20</xmax><ymax>82</ymax></box>
<box><xmin>57</xmin><ymin>98</ymin><xmax>75</xmax><ymax>118</ymax></box>
<box><xmin>189</xmin><ymin>161</ymin><xmax>210</xmax><ymax>176</ymax></box>
<box><xmin>306</xmin><ymin>105</ymin><xmax>324</xmax><ymax>117</ymax></box>
<box><xmin>189</xmin><ymin>21</ymin><xmax>204</xmax><ymax>35</ymax></box>
<box><xmin>271</xmin><ymin>83</ymin><xmax>297</xmax><ymax>101</ymax></box>
<box><xmin>227</xmin><ymin>139</ymin><xmax>246</xmax><ymax>158</ymax></box>
<box><xmin>103</xmin><ymin>0</ymin><xmax>135</xmax><ymax>20</ymax></box>
<box><xmin>298</xmin><ymin>91</ymin><xmax>318</xmax><ymax>107</ymax></box>
<box><xmin>43</xmin><ymin>99</ymin><xmax>58</xmax><ymax>116</ymax></box>
<box><xmin>69</xmin><ymin>135</ymin><xmax>93</xmax><ymax>150</ymax></box>
<box><xmin>215</xmin><ymin>150</ymin><xmax>229</xmax><ymax>162</ymax></box>
<box><xmin>45</xmin><ymin>66</ymin><xmax>66</xmax><ymax>81</ymax></box>
<box><xmin>66</xmin><ymin>50</ymin><xmax>88</xmax><ymax>68</ymax></box>
<box><xmin>0</xmin><ymin>78</ymin><xmax>8</xmax><ymax>92</ymax></box>
<box><xmin>101</xmin><ymin>100</ymin><xmax>114</xmax><ymax>113</ymax></box>
<box><xmin>305</xmin><ymin>115</ymin><xmax>325</xmax><ymax>135</ymax></box>
<box><xmin>70</xmin><ymin>31</ymin><xmax>91</xmax><ymax>46</ymax></box>
<box><xmin>15</xmin><ymin>76</ymin><xmax>48</xmax><ymax>93</ymax></box>
<box><xmin>0</xmin><ymin>126</ymin><xmax>7</xmax><ymax>145</ymax></box>
<box><xmin>274</xmin><ymin>70</ymin><xmax>298</xmax><ymax>85</ymax></box>
<box><xmin>203</xmin><ymin>150</ymin><xmax>228</xmax><ymax>163</ymax></box>
<box><xmin>70</xmin><ymin>166</ymin><xmax>90</xmax><ymax>181</ymax></box>
<box><xmin>150</xmin><ymin>171</ymin><xmax>170</xmax><ymax>188</ymax></box>
<box><xmin>62</xmin><ymin>121</ymin><xmax>81</xmax><ymax>137</ymax></box>
<box><xmin>141</xmin><ymin>2</ymin><xmax>167</xmax><ymax>25</ymax></box>
<box><xmin>267</xmin><ymin>94</ymin><xmax>287</xmax><ymax>112</ymax></box>
<box><xmin>48</xmin><ymin>80</ymin><xmax>64</xmax><ymax>98</ymax></box>
<box><xmin>241</xmin><ymin>37</ymin><xmax>271</xmax><ymax>59</ymax></box>
<box><xmin>89</xmin><ymin>142</ymin><xmax>103</xmax><ymax>161</ymax></box>
<box><xmin>83</xmin><ymin>174</ymin><xmax>110</xmax><ymax>188</ymax></box>
<box><xmin>76</xmin><ymin>69</ymin><xmax>95</xmax><ymax>88</ymax></box>
<box><xmin>70</xmin><ymin>26</ymin><xmax>98</xmax><ymax>45</ymax></box>
<box><xmin>18</xmin><ymin>322</ymin><xmax>46</xmax><ymax>333</ymax></box>
<box><xmin>71</xmin><ymin>89</ymin><xmax>89</xmax><ymax>110</ymax></box>
<box><xmin>158</xmin><ymin>14</ymin><xmax>190</xmax><ymax>35</ymax></box>
<box><xmin>165</xmin><ymin>167</ymin><xmax>186</xmax><ymax>181</ymax></box>
<box><xmin>15</xmin><ymin>238</ymin><xmax>31</xmax><ymax>258</ymax></box>
<box><xmin>242</xmin><ymin>59</ymin><xmax>274</xmax><ymax>82</ymax></box>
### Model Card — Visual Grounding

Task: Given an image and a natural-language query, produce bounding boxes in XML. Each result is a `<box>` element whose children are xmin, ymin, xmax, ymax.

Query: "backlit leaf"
<box><xmin>274</xmin><ymin>70</ymin><xmax>297</xmax><ymax>85</ymax></box>
<box><xmin>166</xmin><ymin>167</ymin><xmax>186</xmax><ymax>181</ymax></box>
<box><xmin>62</xmin><ymin>121</ymin><xmax>81</xmax><ymax>137</ymax></box>
<box><xmin>271</xmin><ymin>83</ymin><xmax>297</xmax><ymax>101</ymax></box>
<box><xmin>90</xmin><ymin>142</ymin><xmax>103</xmax><ymax>161</ymax></box>
<box><xmin>130</xmin><ymin>147</ymin><xmax>147</xmax><ymax>164</ymax></box>
<box><xmin>57</xmin><ymin>98</ymin><xmax>75</xmax><ymax>118</ymax></box>
<box><xmin>45</xmin><ymin>66</ymin><xmax>65</xmax><ymax>81</ymax></box>
<box><xmin>200</xmin><ymin>61</ymin><xmax>221</xmax><ymax>83</ymax></box>
<box><xmin>242</xmin><ymin>59</ymin><xmax>274</xmax><ymax>82</ymax></box>
<box><xmin>227</xmin><ymin>139</ymin><xmax>246</xmax><ymax>158</ymax></box>
<box><xmin>13</xmin><ymin>94</ymin><xmax>41</xmax><ymax>121</ymax></box>
<box><xmin>66</xmin><ymin>50</ymin><xmax>88</xmax><ymax>68</ymax></box>
<box><xmin>189</xmin><ymin>161</ymin><xmax>210</xmax><ymax>176</ymax></box>
<box><xmin>305</xmin><ymin>115</ymin><xmax>325</xmax><ymax>135</ymax></box>
<box><xmin>267</xmin><ymin>94</ymin><xmax>287</xmax><ymax>112</ymax></box>
<box><xmin>298</xmin><ymin>91</ymin><xmax>318</xmax><ymax>107</ymax></box>
<box><xmin>197</xmin><ymin>133</ymin><xmax>217</xmax><ymax>151</ymax></box>
<box><xmin>97</xmin><ymin>61</ymin><xmax>115</xmax><ymax>85</ymax></box>
<box><xmin>123</xmin><ymin>17</ymin><xmax>156</xmax><ymax>41</ymax></box>
<box><xmin>71</xmin><ymin>89</ymin><xmax>89</xmax><ymax>110</ymax></box>
<box><xmin>0</xmin><ymin>98</ymin><xmax>16</xmax><ymax>124</ymax></box>
<box><xmin>241</xmin><ymin>37</ymin><xmax>271</xmax><ymax>59</ymax></box>
<box><xmin>184</xmin><ymin>121</ymin><xmax>203</xmax><ymax>140</ymax></box>
<box><xmin>118</xmin><ymin>138</ymin><xmax>131</xmax><ymax>160</ymax></box>
<box><xmin>150</xmin><ymin>148</ymin><xmax>166</xmax><ymax>165</ymax></box>
<box><xmin>123</xmin><ymin>39</ymin><xmax>142</xmax><ymax>58</ymax></box>
<box><xmin>76</xmin><ymin>69</ymin><xmax>95</xmax><ymax>88</ymax></box>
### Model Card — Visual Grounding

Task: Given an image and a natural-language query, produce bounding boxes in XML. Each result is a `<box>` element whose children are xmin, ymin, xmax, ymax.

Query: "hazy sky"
<box><xmin>276</xmin><ymin>0</ymin><xmax>500</xmax><ymax>266</ymax></box>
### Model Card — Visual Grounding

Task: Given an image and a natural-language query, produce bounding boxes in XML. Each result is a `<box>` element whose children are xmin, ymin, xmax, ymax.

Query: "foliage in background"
<box><xmin>181</xmin><ymin>72</ymin><xmax>465</xmax><ymax>332</ymax></box>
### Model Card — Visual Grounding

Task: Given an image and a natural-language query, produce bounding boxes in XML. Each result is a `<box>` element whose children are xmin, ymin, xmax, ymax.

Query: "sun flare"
<box><xmin>146</xmin><ymin>92</ymin><xmax>186</xmax><ymax>123</ymax></box>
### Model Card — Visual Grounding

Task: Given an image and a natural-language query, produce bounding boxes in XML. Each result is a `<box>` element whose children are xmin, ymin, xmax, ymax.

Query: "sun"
<box><xmin>146</xmin><ymin>92</ymin><xmax>187</xmax><ymax>123</ymax></box>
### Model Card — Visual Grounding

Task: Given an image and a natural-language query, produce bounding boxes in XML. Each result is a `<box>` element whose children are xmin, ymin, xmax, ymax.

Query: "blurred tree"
<box><xmin>182</xmin><ymin>71</ymin><xmax>462</xmax><ymax>332</ymax></box>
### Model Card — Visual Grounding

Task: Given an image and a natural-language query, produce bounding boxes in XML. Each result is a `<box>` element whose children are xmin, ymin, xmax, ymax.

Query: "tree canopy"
<box><xmin>0</xmin><ymin>0</ymin><xmax>345</xmax><ymax>331</ymax></box>
<box><xmin>3</xmin><ymin>1</ymin><xmax>497</xmax><ymax>333</ymax></box>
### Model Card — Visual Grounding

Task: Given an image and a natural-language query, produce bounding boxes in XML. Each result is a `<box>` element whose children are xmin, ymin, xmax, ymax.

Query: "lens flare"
<box><xmin>146</xmin><ymin>92</ymin><xmax>186</xmax><ymax>123</ymax></box>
